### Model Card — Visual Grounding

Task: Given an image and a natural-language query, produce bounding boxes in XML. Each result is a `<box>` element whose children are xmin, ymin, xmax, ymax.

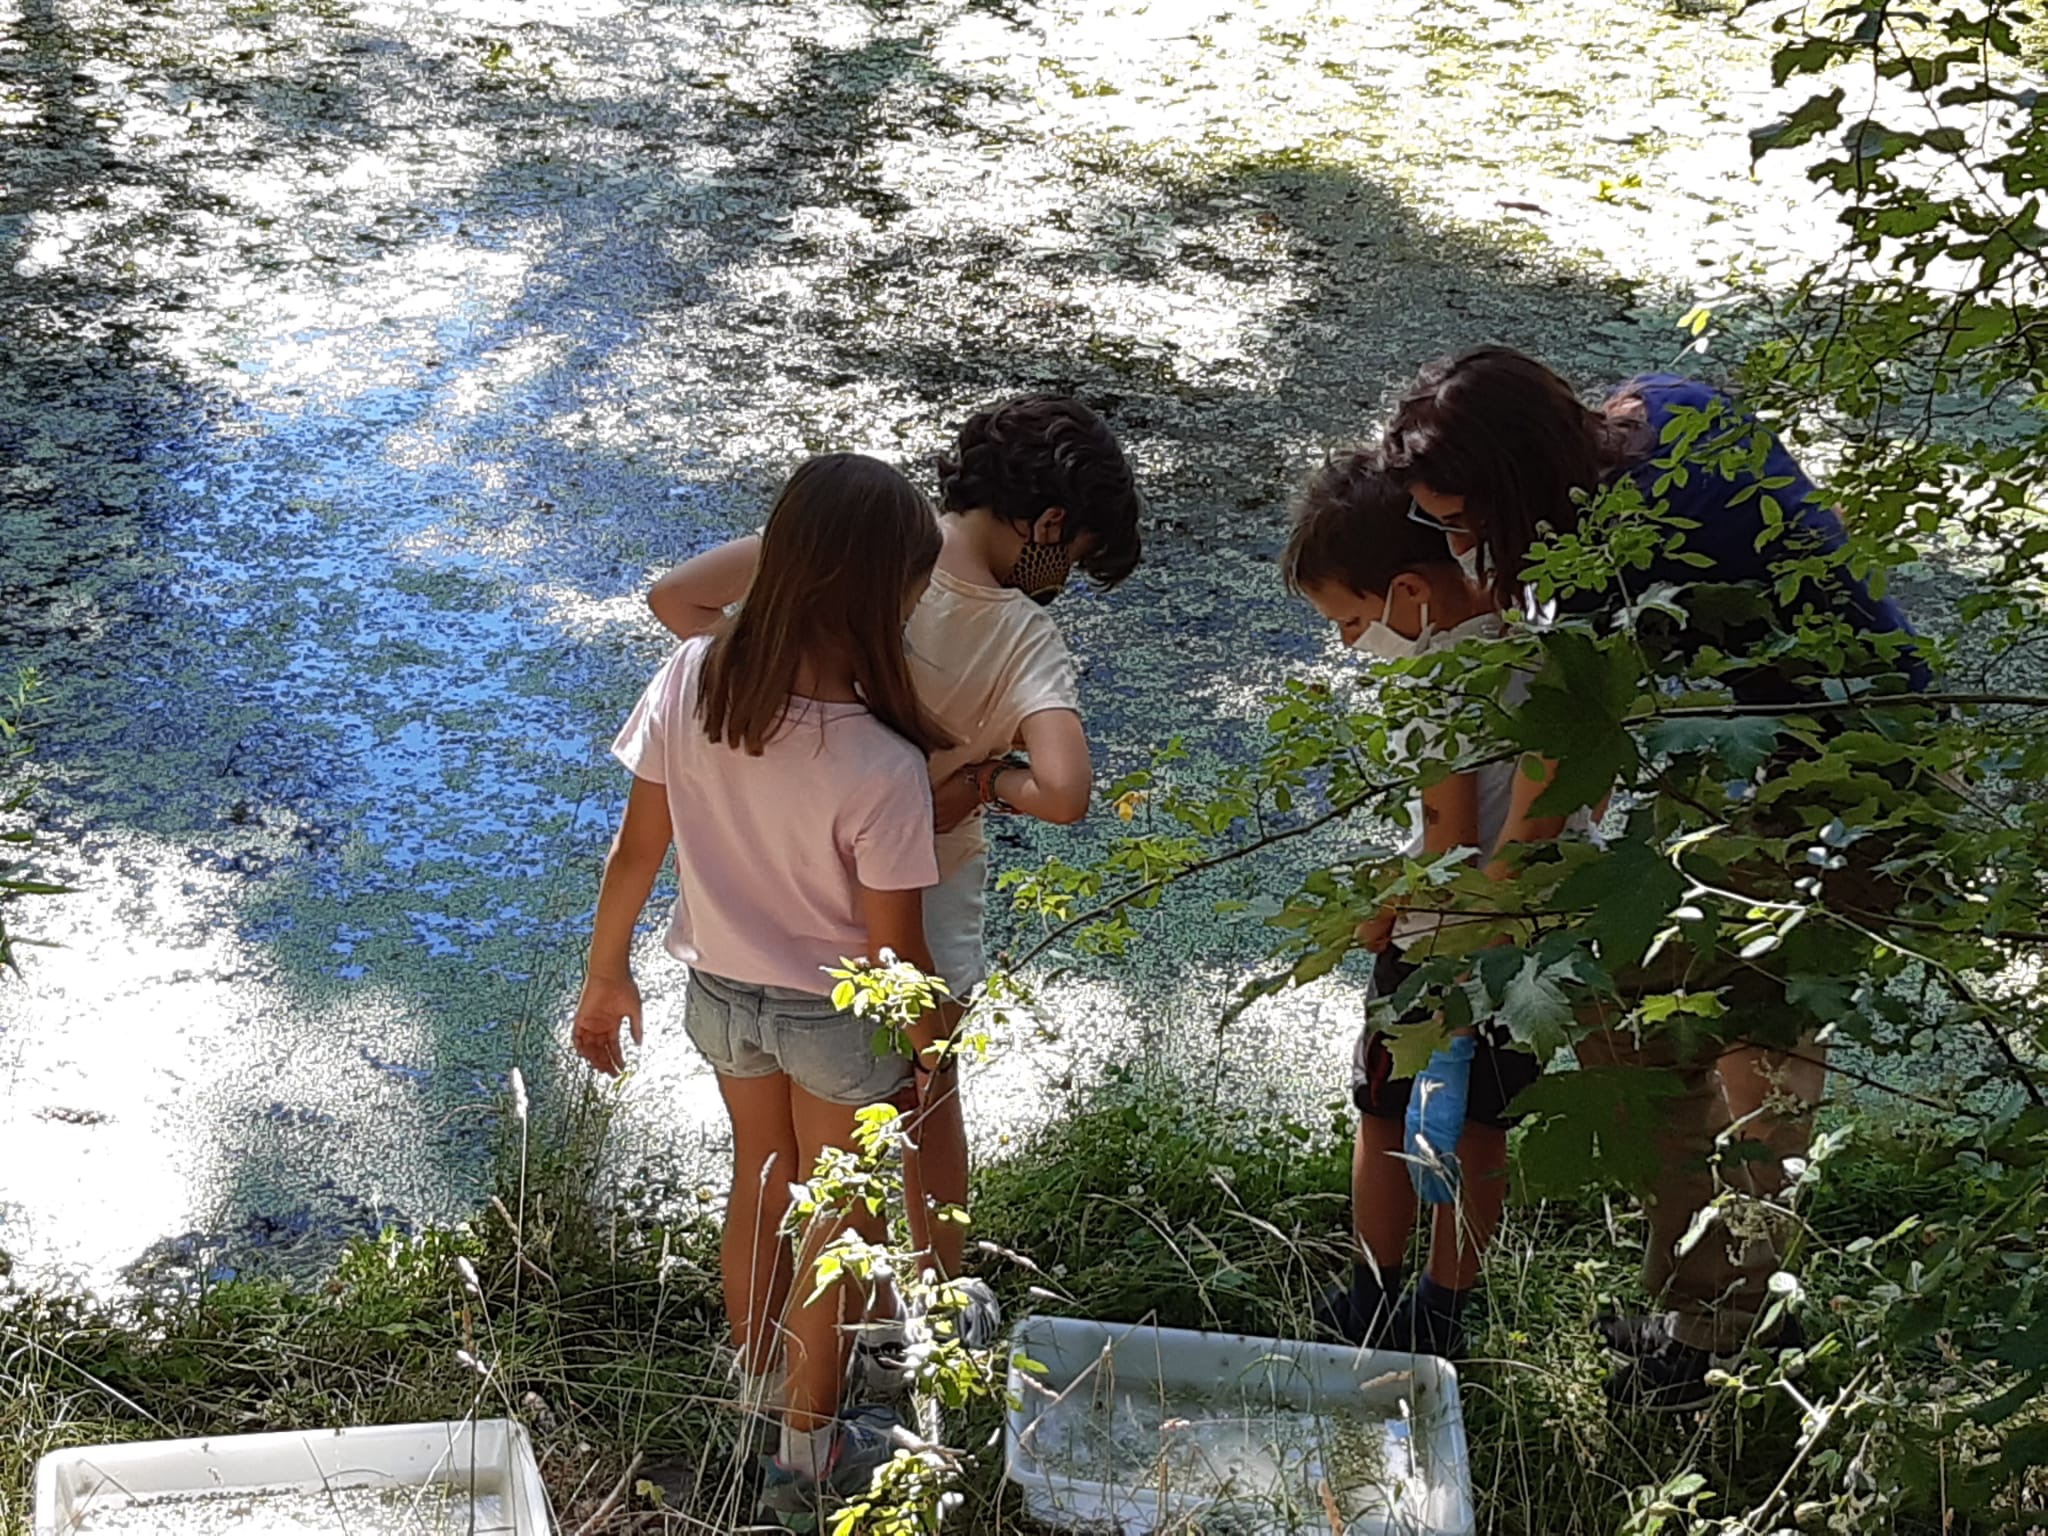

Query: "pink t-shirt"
<box><xmin>611</xmin><ymin>638</ymin><xmax>939</xmax><ymax>994</ymax></box>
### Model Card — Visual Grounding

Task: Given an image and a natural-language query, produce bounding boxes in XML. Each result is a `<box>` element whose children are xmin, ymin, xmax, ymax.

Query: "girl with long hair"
<box><xmin>572</xmin><ymin>453</ymin><xmax>950</xmax><ymax>1519</ymax></box>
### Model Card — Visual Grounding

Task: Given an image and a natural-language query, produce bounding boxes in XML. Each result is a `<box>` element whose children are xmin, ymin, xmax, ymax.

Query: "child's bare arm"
<box><xmin>1483</xmin><ymin>754</ymin><xmax>1570</xmax><ymax>882</ymax></box>
<box><xmin>649</xmin><ymin>534</ymin><xmax>761</xmax><ymax>639</ymax></box>
<box><xmin>572</xmin><ymin>776</ymin><xmax>673</xmax><ymax>1075</ymax></box>
<box><xmin>860</xmin><ymin>884</ymin><xmax>942</xmax><ymax>1062</ymax></box>
<box><xmin>1420</xmin><ymin>770</ymin><xmax>1481</xmax><ymax>856</ymax></box>
<box><xmin>1008</xmin><ymin>708</ymin><xmax>1091</xmax><ymax>824</ymax></box>
<box><xmin>1372</xmin><ymin>769</ymin><xmax>1483</xmax><ymax>971</ymax></box>
<box><xmin>945</xmin><ymin>708</ymin><xmax>1091</xmax><ymax>829</ymax></box>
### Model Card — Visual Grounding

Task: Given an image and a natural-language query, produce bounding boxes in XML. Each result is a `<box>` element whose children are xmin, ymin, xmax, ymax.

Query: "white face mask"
<box><xmin>1351</xmin><ymin>602</ymin><xmax>1431</xmax><ymax>661</ymax></box>
<box><xmin>1456</xmin><ymin>543</ymin><xmax>1488</xmax><ymax>585</ymax></box>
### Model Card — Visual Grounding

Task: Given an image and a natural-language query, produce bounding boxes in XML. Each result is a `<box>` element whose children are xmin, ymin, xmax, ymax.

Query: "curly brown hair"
<box><xmin>936</xmin><ymin>394</ymin><xmax>1143</xmax><ymax>587</ymax></box>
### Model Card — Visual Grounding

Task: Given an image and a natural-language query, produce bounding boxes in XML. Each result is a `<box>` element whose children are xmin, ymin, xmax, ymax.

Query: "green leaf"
<box><xmin>1749</xmin><ymin>88</ymin><xmax>1844</xmax><ymax>163</ymax></box>
<box><xmin>1638</xmin><ymin>990</ymin><xmax>1729</xmax><ymax>1030</ymax></box>
<box><xmin>1383</xmin><ymin>1017</ymin><xmax>1452</xmax><ymax>1079</ymax></box>
<box><xmin>1642</xmin><ymin>715</ymin><xmax>1784</xmax><ymax>777</ymax></box>
<box><xmin>1531</xmin><ymin>725</ymin><xmax>1638</xmax><ymax>819</ymax></box>
<box><xmin>1513</xmin><ymin>1068</ymin><xmax>1689</xmax><ymax>1196</ymax></box>
<box><xmin>1497</xmin><ymin>957</ymin><xmax>1575</xmax><ymax>1060</ymax></box>
<box><xmin>1771</xmin><ymin>34</ymin><xmax>1849</xmax><ymax>88</ymax></box>
<box><xmin>1554</xmin><ymin>834</ymin><xmax>1688</xmax><ymax>970</ymax></box>
<box><xmin>1997</xmin><ymin>1422</ymin><xmax>2048</xmax><ymax>1481</ymax></box>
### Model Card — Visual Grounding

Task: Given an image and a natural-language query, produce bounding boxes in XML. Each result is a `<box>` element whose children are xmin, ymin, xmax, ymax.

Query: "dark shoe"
<box><xmin>1314</xmin><ymin>1279</ymin><xmax>1403</xmax><ymax>1349</ymax></box>
<box><xmin>1596</xmin><ymin>1309</ymin><xmax>1805</xmax><ymax>1361</ymax></box>
<box><xmin>1604</xmin><ymin>1336</ymin><xmax>1718</xmax><ymax>1413</ymax></box>
<box><xmin>756</xmin><ymin>1404</ymin><xmax>906</xmax><ymax>1527</ymax></box>
<box><xmin>1314</xmin><ymin>1281</ymin><xmax>1365</xmax><ymax>1345</ymax></box>
<box><xmin>940</xmin><ymin>1276</ymin><xmax>1003</xmax><ymax>1351</ymax></box>
<box><xmin>1594</xmin><ymin>1308</ymin><xmax>1671</xmax><ymax>1358</ymax></box>
<box><xmin>1382</xmin><ymin>1289</ymin><xmax>1468</xmax><ymax>1361</ymax></box>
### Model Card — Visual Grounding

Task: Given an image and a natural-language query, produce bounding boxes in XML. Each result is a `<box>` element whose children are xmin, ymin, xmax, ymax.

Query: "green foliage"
<box><xmin>974</xmin><ymin>1077</ymin><xmax>1353</xmax><ymax>1339</ymax></box>
<box><xmin>984</xmin><ymin>5</ymin><xmax>2048</xmax><ymax>1523</ymax></box>
<box><xmin>1513</xmin><ymin>1067</ymin><xmax>1690</xmax><ymax>1196</ymax></box>
<box><xmin>792</xmin><ymin>956</ymin><xmax>1010</xmax><ymax>1531</ymax></box>
<box><xmin>0</xmin><ymin>1065</ymin><xmax>739</xmax><ymax>1532</ymax></box>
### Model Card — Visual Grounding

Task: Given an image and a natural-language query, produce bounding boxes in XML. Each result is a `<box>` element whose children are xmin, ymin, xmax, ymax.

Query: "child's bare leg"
<box><xmin>716</xmin><ymin>1070</ymin><xmax>799</xmax><ymax>1376</ymax></box>
<box><xmin>1321</xmin><ymin>1112</ymin><xmax>1417</xmax><ymax>1343</ymax></box>
<box><xmin>1427</xmin><ymin>1123</ymin><xmax>1509</xmax><ymax>1289</ymax></box>
<box><xmin>783</xmin><ymin>1085</ymin><xmax>888</xmax><ymax>1435</ymax></box>
<box><xmin>1403</xmin><ymin>1122</ymin><xmax>1511</xmax><ymax>1354</ymax></box>
<box><xmin>1354</xmin><ymin>1113</ymin><xmax>1416</xmax><ymax>1271</ymax></box>
<box><xmin>902</xmin><ymin>999</ymin><xmax>968</xmax><ymax>1279</ymax></box>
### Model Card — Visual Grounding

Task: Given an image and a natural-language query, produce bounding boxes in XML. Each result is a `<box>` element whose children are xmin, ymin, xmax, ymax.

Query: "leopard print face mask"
<box><xmin>1006</xmin><ymin>536</ymin><xmax>1077</xmax><ymax>605</ymax></box>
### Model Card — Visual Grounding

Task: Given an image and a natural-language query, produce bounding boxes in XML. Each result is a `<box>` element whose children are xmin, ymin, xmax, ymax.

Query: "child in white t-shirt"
<box><xmin>648</xmin><ymin>396</ymin><xmax>1143</xmax><ymax>1308</ymax></box>
<box><xmin>573</xmin><ymin>453</ymin><xmax>950</xmax><ymax>1523</ymax></box>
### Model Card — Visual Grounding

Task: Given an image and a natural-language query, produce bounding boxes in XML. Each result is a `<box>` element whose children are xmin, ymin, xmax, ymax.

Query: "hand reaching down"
<box><xmin>573</xmin><ymin>971</ymin><xmax>644</xmax><ymax>1076</ymax></box>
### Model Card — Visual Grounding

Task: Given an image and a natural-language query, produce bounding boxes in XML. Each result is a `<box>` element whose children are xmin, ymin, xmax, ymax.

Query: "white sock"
<box><xmin>779</xmin><ymin>1422</ymin><xmax>834</xmax><ymax>1479</ymax></box>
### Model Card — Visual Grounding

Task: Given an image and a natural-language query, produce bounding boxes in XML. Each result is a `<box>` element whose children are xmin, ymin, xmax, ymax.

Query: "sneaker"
<box><xmin>755</xmin><ymin>1403</ymin><xmax>907</xmax><ymax>1526</ymax></box>
<box><xmin>1596</xmin><ymin>1309</ymin><xmax>1806</xmax><ymax>1361</ymax></box>
<box><xmin>934</xmin><ymin>1276</ymin><xmax>1002</xmax><ymax>1351</ymax></box>
<box><xmin>1594</xmin><ymin>1308</ymin><xmax>1671</xmax><ymax>1358</ymax></box>
<box><xmin>846</xmin><ymin>1307</ymin><xmax>918</xmax><ymax>1401</ymax></box>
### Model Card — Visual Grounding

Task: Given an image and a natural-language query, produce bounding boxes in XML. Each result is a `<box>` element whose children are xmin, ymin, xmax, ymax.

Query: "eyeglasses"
<box><xmin>1406</xmin><ymin>498</ymin><xmax>1461</xmax><ymax>535</ymax></box>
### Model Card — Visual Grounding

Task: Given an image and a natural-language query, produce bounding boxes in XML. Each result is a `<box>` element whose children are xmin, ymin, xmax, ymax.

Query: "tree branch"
<box><xmin>1937</xmin><ymin>967</ymin><xmax>2048</xmax><ymax>1112</ymax></box>
<box><xmin>1735</xmin><ymin>1040</ymin><xmax>1962</xmax><ymax>1114</ymax></box>
<box><xmin>1003</xmin><ymin>777</ymin><xmax>1409</xmax><ymax>971</ymax></box>
<box><xmin>1646</xmin><ymin>690</ymin><xmax>2048</xmax><ymax>719</ymax></box>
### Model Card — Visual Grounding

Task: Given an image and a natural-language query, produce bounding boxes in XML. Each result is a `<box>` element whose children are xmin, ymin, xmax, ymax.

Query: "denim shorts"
<box><xmin>683</xmin><ymin>968</ymin><xmax>914</xmax><ymax>1108</ymax></box>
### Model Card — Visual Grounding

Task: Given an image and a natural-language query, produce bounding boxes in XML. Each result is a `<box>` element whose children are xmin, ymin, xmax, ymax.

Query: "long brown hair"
<box><xmin>696</xmin><ymin>454</ymin><xmax>951</xmax><ymax>757</ymax></box>
<box><xmin>1382</xmin><ymin>346</ymin><xmax>1643</xmax><ymax>608</ymax></box>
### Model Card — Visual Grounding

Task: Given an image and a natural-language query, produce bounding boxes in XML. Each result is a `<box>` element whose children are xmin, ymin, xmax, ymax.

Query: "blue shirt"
<box><xmin>1611</xmin><ymin>375</ymin><xmax>1930</xmax><ymax>693</ymax></box>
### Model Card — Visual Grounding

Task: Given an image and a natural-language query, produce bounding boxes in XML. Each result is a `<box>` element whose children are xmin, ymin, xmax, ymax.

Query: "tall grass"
<box><xmin>0</xmin><ymin>1052</ymin><xmax>1979</xmax><ymax>1534</ymax></box>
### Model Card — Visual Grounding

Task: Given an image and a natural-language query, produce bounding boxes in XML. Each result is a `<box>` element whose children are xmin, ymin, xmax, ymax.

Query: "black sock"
<box><xmin>1349</xmin><ymin>1261</ymin><xmax>1404</xmax><ymax>1333</ymax></box>
<box><xmin>1416</xmin><ymin>1274</ymin><xmax>1472</xmax><ymax>1327</ymax></box>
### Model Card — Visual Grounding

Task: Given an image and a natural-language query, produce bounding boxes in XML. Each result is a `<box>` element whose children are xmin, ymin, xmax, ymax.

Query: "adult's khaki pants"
<box><xmin>1575</xmin><ymin>1018</ymin><xmax>1826</xmax><ymax>1354</ymax></box>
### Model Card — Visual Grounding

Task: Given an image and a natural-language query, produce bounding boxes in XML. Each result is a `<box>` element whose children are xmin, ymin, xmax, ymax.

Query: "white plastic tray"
<box><xmin>1004</xmin><ymin>1316</ymin><xmax>1474</xmax><ymax>1536</ymax></box>
<box><xmin>34</xmin><ymin>1419</ymin><xmax>555</xmax><ymax>1536</ymax></box>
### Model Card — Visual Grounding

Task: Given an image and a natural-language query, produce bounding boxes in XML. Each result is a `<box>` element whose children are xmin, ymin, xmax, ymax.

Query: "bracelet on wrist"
<box><xmin>974</xmin><ymin>759</ymin><xmax>1020</xmax><ymax>813</ymax></box>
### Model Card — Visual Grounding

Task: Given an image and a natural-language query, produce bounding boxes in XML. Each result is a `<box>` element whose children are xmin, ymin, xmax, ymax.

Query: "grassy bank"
<box><xmin>0</xmin><ymin>1061</ymin><xmax>2017</xmax><ymax>1534</ymax></box>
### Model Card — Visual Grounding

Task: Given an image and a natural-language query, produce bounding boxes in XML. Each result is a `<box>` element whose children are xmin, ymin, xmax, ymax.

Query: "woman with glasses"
<box><xmin>1377</xmin><ymin>346</ymin><xmax>1926</xmax><ymax>1411</ymax></box>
